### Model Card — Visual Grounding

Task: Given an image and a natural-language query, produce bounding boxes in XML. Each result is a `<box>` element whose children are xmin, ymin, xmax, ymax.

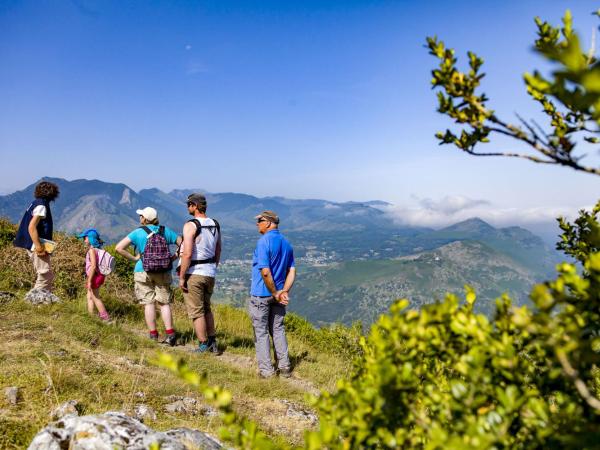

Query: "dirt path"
<box><xmin>124</xmin><ymin>324</ymin><xmax>321</xmax><ymax>396</ymax></box>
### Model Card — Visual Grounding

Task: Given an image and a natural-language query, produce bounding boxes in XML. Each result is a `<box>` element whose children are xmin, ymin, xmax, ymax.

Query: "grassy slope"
<box><xmin>0</xmin><ymin>297</ymin><xmax>352</xmax><ymax>449</ymax></box>
<box><xmin>0</xmin><ymin>220</ymin><xmax>353</xmax><ymax>449</ymax></box>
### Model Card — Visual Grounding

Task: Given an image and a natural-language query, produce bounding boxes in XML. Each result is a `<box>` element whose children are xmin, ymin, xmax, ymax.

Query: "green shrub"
<box><xmin>285</xmin><ymin>312</ymin><xmax>363</xmax><ymax>359</ymax></box>
<box><xmin>308</xmin><ymin>205</ymin><xmax>600</xmax><ymax>449</ymax></box>
<box><xmin>0</xmin><ymin>217</ymin><xmax>16</xmax><ymax>248</ymax></box>
<box><xmin>104</xmin><ymin>243</ymin><xmax>134</xmax><ymax>285</ymax></box>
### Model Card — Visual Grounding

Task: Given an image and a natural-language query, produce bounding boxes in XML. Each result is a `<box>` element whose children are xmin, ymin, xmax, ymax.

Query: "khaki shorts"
<box><xmin>183</xmin><ymin>274</ymin><xmax>215</xmax><ymax>319</ymax></box>
<box><xmin>134</xmin><ymin>271</ymin><xmax>173</xmax><ymax>305</ymax></box>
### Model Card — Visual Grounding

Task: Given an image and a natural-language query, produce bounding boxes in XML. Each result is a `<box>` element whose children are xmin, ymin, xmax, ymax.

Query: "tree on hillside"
<box><xmin>427</xmin><ymin>10</ymin><xmax>600</xmax><ymax>176</ymax></box>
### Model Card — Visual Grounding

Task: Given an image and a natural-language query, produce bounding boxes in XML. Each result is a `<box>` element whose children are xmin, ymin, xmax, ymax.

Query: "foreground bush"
<box><xmin>307</xmin><ymin>206</ymin><xmax>600</xmax><ymax>449</ymax></box>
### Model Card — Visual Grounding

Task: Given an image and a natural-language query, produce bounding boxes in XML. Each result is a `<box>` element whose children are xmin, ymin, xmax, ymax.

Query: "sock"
<box><xmin>99</xmin><ymin>312</ymin><xmax>110</xmax><ymax>320</ymax></box>
<box><xmin>166</xmin><ymin>329</ymin><xmax>175</xmax><ymax>335</ymax></box>
<box><xmin>149</xmin><ymin>330</ymin><xmax>159</xmax><ymax>337</ymax></box>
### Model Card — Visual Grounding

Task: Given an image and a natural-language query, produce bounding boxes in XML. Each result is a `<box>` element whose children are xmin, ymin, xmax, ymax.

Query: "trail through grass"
<box><xmin>0</xmin><ymin>292</ymin><xmax>352</xmax><ymax>449</ymax></box>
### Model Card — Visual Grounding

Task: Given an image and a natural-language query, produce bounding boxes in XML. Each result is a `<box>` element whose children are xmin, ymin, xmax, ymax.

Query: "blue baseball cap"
<box><xmin>78</xmin><ymin>228</ymin><xmax>103</xmax><ymax>248</ymax></box>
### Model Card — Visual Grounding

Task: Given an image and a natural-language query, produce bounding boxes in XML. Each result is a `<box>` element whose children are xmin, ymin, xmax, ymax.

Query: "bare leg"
<box><xmin>193</xmin><ymin>316</ymin><xmax>207</xmax><ymax>342</ymax></box>
<box><xmin>144</xmin><ymin>303</ymin><xmax>157</xmax><ymax>331</ymax></box>
<box><xmin>205</xmin><ymin>311</ymin><xmax>216</xmax><ymax>337</ymax></box>
<box><xmin>159</xmin><ymin>304</ymin><xmax>173</xmax><ymax>330</ymax></box>
<box><xmin>87</xmin><ymin>289</ymin><xmax>95</xmax><ymax>315</ymax></box>
<box><xmin>89</xmin><ymin>288</ymin><xmax>107</xmax><ymax>315</ymax></box>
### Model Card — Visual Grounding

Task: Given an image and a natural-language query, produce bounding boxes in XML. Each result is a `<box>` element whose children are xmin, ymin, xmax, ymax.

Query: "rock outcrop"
<box><xmin>28</xmin><ymin>411</ymin><xmax>223</xmax><ymax>450</ymax></box>
<box><xmin>24</xmin><ymin>289</ymin><xmax>60</xmax><ymax>305</ymax></box>
<box><xmin>50</xmin><ymin>400</ymin><xmax>80</xmax><ymax>420</ymax></box>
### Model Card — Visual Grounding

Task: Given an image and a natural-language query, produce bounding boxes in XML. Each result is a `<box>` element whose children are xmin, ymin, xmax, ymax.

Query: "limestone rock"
<box><xmin>27</xmin><ymin>411</ymin><xmax>223</xmax><ymax>449</ymax></box>
<box><xmin>134</xmin><ymin>403</ymin><xmax>157</xmax><ymax>422</ymax></box>
<box><xmin>50</xmin><ymin>400</ymin><xmax>80</xmax><ymax>420</ymax></box>
<box><xmin>279</xmin><ymin>399</ymin><xmax>318</xmax><ymax>425</ymax></box>
<box><xmin>5</xmin><ymin>386</ymin><xmax>19</xmax><ymax>405</ymax></box>
<box><xmin>164</xmin><ymin>396</ymin><xmax>216</xmax><ymax>416</ymax></box>
<box><xmin>24</xmin><ymin>289</ymin><xmax>60</xmax><ymax>305</ymax></box>
<box><xmin>165</xmin><ymin>428</ymin><xmax>223</xmax><ymax>450</ymax></box>
<box><xmin>0</xmin><ymin>291</ymin><xmax>16</xmax><ymax>304</ymax></box>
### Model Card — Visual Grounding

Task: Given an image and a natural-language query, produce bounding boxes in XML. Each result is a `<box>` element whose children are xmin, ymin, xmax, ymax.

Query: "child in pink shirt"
<box><xmin>79</xmin><ymin>228</ymin><xmax>110</xmax><ymax>322</ymax></box>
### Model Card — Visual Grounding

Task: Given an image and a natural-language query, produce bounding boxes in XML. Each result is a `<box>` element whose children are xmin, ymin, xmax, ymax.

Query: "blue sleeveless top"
<box><xmin>13</xmin><ymin>198</ymin><xmax>53</xmax><ymax>250</ymax></box>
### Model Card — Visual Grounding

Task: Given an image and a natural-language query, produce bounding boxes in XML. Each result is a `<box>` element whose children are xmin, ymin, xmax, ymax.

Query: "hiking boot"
<box><xmin>193</xmin><ymin>341</ymin><xmax>210</xmax><ymax>353</ymax></box>
<box><xmin>149</xmin><ymin>333</ymin><xmax>158</xmax><ymax>342</ymax></box>
<box><xmin>207</xmin><ymin>336</ymin><xmax>219</xmax><ymax>354</ymax></box>
<box><xmin>162</xmin><ymin>333</ymin><xmax>177</xmax><ymax>347</ymax></box>
<box><xmin>279</xmin><ymin>368</ymin><xmax>292</xmax><ymax>378</ymax></box>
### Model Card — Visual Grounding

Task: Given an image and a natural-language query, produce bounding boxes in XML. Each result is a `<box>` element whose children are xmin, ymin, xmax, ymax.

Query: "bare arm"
<box><xmin>260</xmin><ymin>267</ymin><xmax>278</xmax><ymax>297</ymax></box>
<box><xmin>215</xmin><ymin>232</ymin><xmax>222</xmax><ymax>266</ymax></box>
<box><xmin>28</xmin><ymin>215</ymin><xmax>45</xmax><ymax>256</ymax></box>
<box><xmin>115</xmin><ymin>237</ymin><xmax>138</xmax><ymax>262</ymax></box>
<box><xmin>178</xmin><ymin>222</ymin><xmax>195</xmax><ymax>292</ymax></box>
<box><xmin>172</xmin><ymin>235</ymin><xmax>183</xmax><ymax>261</ymax></box>
<box><xmin>282</xmin><ymin>267</ymin><xmax>296</xmax><ymax>293</ymax></box>
<box><xmin>278</xmin><ymin>267</ymin><xmax>296</xmax><ymax>304</ymax></box>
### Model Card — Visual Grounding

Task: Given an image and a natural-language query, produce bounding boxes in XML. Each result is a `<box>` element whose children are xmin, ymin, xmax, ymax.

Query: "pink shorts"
<box><xmin>90</xmin><ymin>272</ymin><xmax>106</xmax><ymax>289</ymax></box>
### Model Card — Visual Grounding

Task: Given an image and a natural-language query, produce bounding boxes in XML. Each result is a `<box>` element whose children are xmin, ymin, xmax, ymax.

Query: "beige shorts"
<box><xmin>134</xmin><ymin>271</ymin><xmax>173</xmax><ymax>305</ymax></box>
<box><xmin>183</xmin><ymin>274</ymin><xmax>215</xmax><ymax>319</ymax></box>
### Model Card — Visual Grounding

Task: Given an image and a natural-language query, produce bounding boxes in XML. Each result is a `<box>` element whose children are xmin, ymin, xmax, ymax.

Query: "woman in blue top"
<box><xmin>116</xmin><ymin>207</ymin><xmax>181</xmax><ymax>346</ymax></box>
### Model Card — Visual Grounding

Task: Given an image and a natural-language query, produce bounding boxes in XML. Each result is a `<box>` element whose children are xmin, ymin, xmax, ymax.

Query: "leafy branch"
<box><xmin>427</xmin><ymin>10</ymin><xmax>600</xmax><ymax>175</ymax></box>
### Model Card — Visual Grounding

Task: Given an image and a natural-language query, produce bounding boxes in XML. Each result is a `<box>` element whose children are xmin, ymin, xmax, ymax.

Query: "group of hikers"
<box><xmin>13</xmin><ymin>181</ymin><xmax>296</xmax><ymax>379</ymax></box>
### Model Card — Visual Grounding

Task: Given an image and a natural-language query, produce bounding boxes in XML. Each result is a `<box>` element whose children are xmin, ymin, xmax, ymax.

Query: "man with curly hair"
<box><xmin>14</xmin><ymin>180</ymin><xmax>60</xmax><ymax>292</ymax></box>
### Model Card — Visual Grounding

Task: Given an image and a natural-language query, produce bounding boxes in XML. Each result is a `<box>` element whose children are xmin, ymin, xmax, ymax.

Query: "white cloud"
<box><xmin>378</xmin><ymin>195</ymin><xmax>588</xmax><ymax>229</ymax></box>
<box><xmin>415</xmin><ymin>195</ymin><xmax>490</xmax><ymax>215</ymax></box>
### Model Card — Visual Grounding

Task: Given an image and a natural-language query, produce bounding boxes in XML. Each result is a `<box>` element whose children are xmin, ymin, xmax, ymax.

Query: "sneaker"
<box><xmin>259</xmin><ymin>371</ymin><xmax>276</xmax><ymax>379</ymax></box>
<box><xmin>193</xmin><ymin>341</ymin><xmax>210</xmax><ymax>353</ymax></box>
<box><xmin>207</xmin><ymin>337</ymin><xmax>219</xmax><ymax>354</ymax></box>
<box><xmin>279</xmin><ymin>368</ymin><xmax>292</xmax><ymax>378</ymax></box>
<box><xmin>162</xmin><ymin>333</ymin><xmax>177</xmax><ymax>347</ymax></box>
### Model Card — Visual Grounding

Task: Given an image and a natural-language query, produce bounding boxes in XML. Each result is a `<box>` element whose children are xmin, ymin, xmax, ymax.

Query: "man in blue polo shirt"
<box><xmin>250</xmin><ymin>210</ymin><xmax>296</xmax><ymax>378</ymax></box>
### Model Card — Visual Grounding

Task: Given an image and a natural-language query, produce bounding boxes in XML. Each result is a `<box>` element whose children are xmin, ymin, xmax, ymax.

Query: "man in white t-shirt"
<box><xmin>13</xmin><ymin>181</ymin><xmax>60</xmax><ymax>291</ymax></box>
<box><xmin>178</xmin><ymin>193</ymin><xmax>221</xmax><ymax>353</ymax></box>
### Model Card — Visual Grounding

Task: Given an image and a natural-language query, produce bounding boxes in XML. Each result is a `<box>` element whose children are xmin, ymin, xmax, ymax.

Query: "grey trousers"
<box><xmin>248</xmin><ymin>295</ymin><xmax>290</xmax><ymax>376</ymax></box>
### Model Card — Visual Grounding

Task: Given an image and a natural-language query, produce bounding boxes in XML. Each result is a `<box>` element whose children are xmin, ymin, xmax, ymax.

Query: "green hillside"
<box><xmin>288</xmin><ymin>240</ymin><xmax>539</xmax><ymax>325</ymax></box>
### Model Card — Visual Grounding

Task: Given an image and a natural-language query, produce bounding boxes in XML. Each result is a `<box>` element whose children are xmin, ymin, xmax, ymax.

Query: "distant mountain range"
<box><xmin>0</xmin><ymin>177</ymin><xmax>401</xmax><ymax>240</ymax></box>
<box><xmin>0</xmin><ymin>177</ymin><xmax>563</xmax><ymax>324</ymax></box>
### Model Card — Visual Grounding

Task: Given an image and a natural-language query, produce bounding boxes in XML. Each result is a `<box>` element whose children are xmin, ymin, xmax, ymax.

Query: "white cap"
<box><xmin>136</xmin><ymin>207</ymin><xmax>158</xmax><ymax>222</ymax></box>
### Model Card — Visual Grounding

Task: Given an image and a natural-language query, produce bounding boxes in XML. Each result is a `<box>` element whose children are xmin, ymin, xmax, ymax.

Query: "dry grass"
<box><xmin>0</xmin><ymin>220</ymin><xmax>354</xmax><ymax>448</ymax></box>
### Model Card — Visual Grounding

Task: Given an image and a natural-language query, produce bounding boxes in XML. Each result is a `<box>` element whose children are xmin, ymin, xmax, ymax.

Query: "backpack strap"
<box><xmin>189</xmin><ymin>219</ymin><xmax>202</xmax><ymax>239</ymax></box>
<box><xmin>190</xmin><ymin>256</ymin><xmax>217</xmax><ymax>266</ymax></box>
<box><xmin>186</xmin><ymin>218</ymin><xmax>219</xmax><ymax>267</ymax></box>
<box><xmin>140</xmin><ymin>226</ymin><xmax>152</xmax><ymax>235</ymax></box>
<box><xmin>158</xmin><ymin>225</ymin><xmax>165</xmax><ymax>236</ymax></box>
<box><xmin>188</xmin><ymin>218</ymin><xmax>220</xmax><ymax>238</ymax></box>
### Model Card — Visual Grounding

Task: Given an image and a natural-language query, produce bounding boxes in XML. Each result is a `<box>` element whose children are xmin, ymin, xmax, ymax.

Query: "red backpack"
<box><xmin>141</xmin><ymin>226</ymin><xmax>172</xmax><ymax>273</ymax></box>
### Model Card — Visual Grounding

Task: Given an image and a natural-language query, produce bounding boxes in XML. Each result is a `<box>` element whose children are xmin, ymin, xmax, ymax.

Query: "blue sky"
<box><xmin>1</xmin><ymin>0</ymin><xmax>599</xmax><ymax>229</ymax></box>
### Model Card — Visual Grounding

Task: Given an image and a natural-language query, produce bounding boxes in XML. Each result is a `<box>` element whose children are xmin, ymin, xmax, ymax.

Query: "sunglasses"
<box><xmin>187</xmin><ymin>201</ymin><xmax>196</xmax><ymax>207</ymax></box>
<box><xmin>256</xmin><ymin>218</ymin><xmax>268</xmax><ymax>224</ymax></box>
